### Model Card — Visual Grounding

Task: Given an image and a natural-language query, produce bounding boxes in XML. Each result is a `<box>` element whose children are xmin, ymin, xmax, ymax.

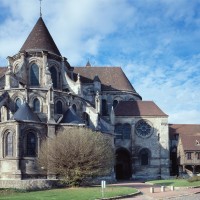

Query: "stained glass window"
<box><xmin>27</xmin><ymin>132</ymin><xmax>37</xmax><ymax>156</ymax></box>
<box><xmin>6</xmin><ymin>132</ymin><xmax>13</xmax><ymax>157</ymax></box>
<box><xmin>123</xmin><ymin>123</ymin><xmax>131</xmax><ymax>139</ymax></box>
<box><xmin>50</xmin><ymin>66</ymin><xmax>57</xmax><ymax>89</ymax></box>
<box><xmin>30</xmin><ymin>64</ymin><xmax>39</xmax><ymax>86</ymax></box>
<box><xmin>56</xmin><ymin>101</ymin><xmax>62</xmax><ymax>114</ymax></box>
<box><xmin>140</xmin><ymin>149</ymin><xmax>149</xmax><ymax>165</ymax></box>
<box><xmin>15</xmin><ymin>98</ymin><xmax>22</xmax><ymax>111</ymax></box>
<box><xmin>33</xmin><ymin>98</ymin><xmax>40</xmax><ymax>112</ymax></box>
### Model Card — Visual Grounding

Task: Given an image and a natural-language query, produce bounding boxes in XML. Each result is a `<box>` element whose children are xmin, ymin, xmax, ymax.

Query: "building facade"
<box><xmin>0</xmin><ymin>17</ymin><xmax>175</xmax><ymax>181</ymax></box>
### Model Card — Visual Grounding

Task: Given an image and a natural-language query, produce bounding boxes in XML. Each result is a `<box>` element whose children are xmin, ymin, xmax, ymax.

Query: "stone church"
<box><xmin>1</xmin><ymin>16</ymin><xmax>194</xmax><ymax>183</ymax></box>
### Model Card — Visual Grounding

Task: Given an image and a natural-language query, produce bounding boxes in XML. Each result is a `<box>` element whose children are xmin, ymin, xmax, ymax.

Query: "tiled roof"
<box><xmin>180</xmin><ymin>134</ymin><xmax>200</xmax><ymax>151</ymax></box>
<box><xmin>73</xmin><ymin>67</ymin><xmax>139</xmax><ymax>94</ymax></box>
<box><xmin>169</xmin><ymin>124</ymin><xmax>200</xmax><ymax>138</ymax></box>
<box><xmin>114</xmin><ymin>101</ymin><xmax>167</xmax><ymax>116</ymax></box>
<box><xmin>11</xmin><ymin>103</ymin><xmax>41</xmax><ymax>122</ymax></box>
<box><xmin>20</xmin><ymin>17</ymin><xmax>61</xmax><ymax>56</ymax></box>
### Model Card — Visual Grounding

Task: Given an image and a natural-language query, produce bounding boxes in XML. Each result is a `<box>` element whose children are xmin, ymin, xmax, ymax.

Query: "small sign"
<box><xmin>101</xmin><ymin>180</ymin><xmax>106</xmax><ymax>189</ymax></box>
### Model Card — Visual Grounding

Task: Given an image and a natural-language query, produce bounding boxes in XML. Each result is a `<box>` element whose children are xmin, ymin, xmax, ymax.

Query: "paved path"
<box><xmin>111</xmin><ymin>181</ymin><xmax>200</xmax><ymax>200</ymax></box>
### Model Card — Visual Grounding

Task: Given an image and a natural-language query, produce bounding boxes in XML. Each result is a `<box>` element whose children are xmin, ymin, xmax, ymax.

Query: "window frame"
<box><xmin>5</xmin><ymin>131</ymin><xmax>13</xmax><ymax>157</ymax></box>
<box><xmin>33</xmin><ymin>98</ymin><xmax>40</xmax><ymax>112</ymax></box>
<box><xmin>49</xmin><ymin>66</ymin><xmax>58</xmax><ymax>89</ymax></box>
<box><xmin>30</xmin><ymin>63</ymin><xmax>40</xmax><ymax>86</ymax></box>
<box><xmin>140</xmin><ymin>148</ymin><xmax>150</xmax><ymax>166</ymax></box>
<box><xmin>26</xmin><ymin>132</ymin><xmax>37</xmax><ymax>157</ymax></box>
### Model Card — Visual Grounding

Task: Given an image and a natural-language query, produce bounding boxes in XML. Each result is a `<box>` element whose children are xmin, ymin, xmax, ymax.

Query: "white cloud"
<box><xmin>0</xmin><ymin>0</ymin><xmax>199</xmax><ymax>124</ymax></box>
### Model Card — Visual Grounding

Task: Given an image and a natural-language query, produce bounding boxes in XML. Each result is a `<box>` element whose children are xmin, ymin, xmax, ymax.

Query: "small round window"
<box><xmin>135</xmin><ymin>120</ymin><xmax>153</xmax><ymax>138</ymax></box>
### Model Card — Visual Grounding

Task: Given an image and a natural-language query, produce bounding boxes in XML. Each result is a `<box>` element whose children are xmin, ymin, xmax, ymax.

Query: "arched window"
<box><xmin>33</xmin><ymin>98</ymin><xmax>40</xmax><ymax>112</ymax></box>
<box><xmin>26</xmin><ymin>132</ymin><xmax>37</xmax><ymax>157</ymax></box>
<box><xmin>113</xmin><ymin>100</ymin><xmax>118</xmax><ymax>109</ymax></box>
<box><xmin>115</xmin><ymin>123</ymin><xmax>123</xmax><ymax>139</ymax></box>
<box><xmin>30</xmin><ymin>64</ymin><xmax>39</xmax><ymax>86</ymax></box>
<box><xmin>15</xmin><ymin>98</ymin><xmax>22</xmax><ymax>111</ymax></box>
<box><xmin>102</xmin><ymin>99</ymin><xmax>108</xmax><ymax>116</ymax></box>
<box><xmin>123</xmin><ymin>123</ymin><xmax>131</xmax><ymax>139</ymax></box>
<box><xmin>56</xmin><ymin>100</ymin><xmax>63</xmax><ymax>114</ymax></box>
<box><xmin>50</xmin><ymin>66</ymin><xmax>57</xmax><ymax>89</ymax></box>
<box><xmin>6</xmin><ymin>132</ymin><xmax>13</xmax><ymax>157</ymax></box>
<box><xmin>72</xmin><ymin>104</ymin><xmax>76</xmax><ymax>112</ymax></box>
<box><xmin>82</xmin><ymin>112</ymin><xmax>90</xmax><ymax>126</ymax></box>
<box><xmin>140</xmin><ymin>149</ymin><xmax>150</xmax><ymax>166</ymax></box>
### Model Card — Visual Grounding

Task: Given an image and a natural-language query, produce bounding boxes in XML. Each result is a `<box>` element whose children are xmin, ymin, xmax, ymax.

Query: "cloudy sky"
<box><xmin>0</xmin><ymin>0</ymin><xmax>200</xmax><ymax>124</ymax></box>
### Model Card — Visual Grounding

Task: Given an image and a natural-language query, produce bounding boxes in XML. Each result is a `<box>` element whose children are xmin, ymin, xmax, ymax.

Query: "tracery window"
<box><xmin>56</xmin><ymin>100</ymin><xmax>63</xmax><ymax>114</ymax></box>
<box><xmin>33</xmin><ymin>98</ymin><xmax>40</xmax><ymax>112</ymax></box>
<box><xmin>123</xmin><ymin>123</ymin><xmax>131</xmax><ymax>139</ymax></box>
<box><xmin>30</xmin><ymin>64</ymin><xmax>39</xmax><ymax>86</ymax></box>
<box><xmin>140</xmin><ymin>149</ymin><xmax>150</xmax><ymax>166</ymax></box>
<box><xmin>115</xmin><ymin>123</ymin><xmax>131</xmax><ymax>139</ymax></box>
<box><xmin>50</xmin><ymin>66</ymin><xmax>58</xmax><ymax>89</ymax></box>
<box><xmin>15</xmin><ymin>98</ymin><xmax>22</xmax><ymax>111</ymax></box>
<box><xmin>26</xmin><ymin>132</ymin><xmax>37</xmax><ymax>157</ymax></box>
<box><xmin>6</xmin><ymin>132</ymin><xmax>13</xmax><ymax>157</ymax></box>
<box><xmin>135</xmin><ymin>120</ymin><xmax>152</xmax><ymax>138</ymax></box>
<box><xmin>115</xmin><ymin>123</ymin><xmax>123</xmax><ymax>139</ymax></box>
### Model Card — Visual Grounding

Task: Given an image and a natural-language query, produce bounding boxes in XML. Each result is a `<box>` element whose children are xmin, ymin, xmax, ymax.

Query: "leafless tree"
<box><xmin>38</xmin><ymin>127</ymin><xmax>114</xmax><ymax>186</ymax></box>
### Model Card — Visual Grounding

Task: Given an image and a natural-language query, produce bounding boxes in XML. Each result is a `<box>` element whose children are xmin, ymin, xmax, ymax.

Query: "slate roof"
<box><xmin>73</xmin><ymin>67</ymin><xmax>139</xmax><ymax>94</ymax></box>
<box><xmin>180</xmin><ymin>134</ymin><xmax>200</xmax><ymax>151</ymax></box>
<box><xmin>20</xmin><ymin>17</ymin><xmax>61</xmax><ymax>56</ymax></box>
<box><xmin>61</xmin><ymin>106</ymin><xmax>84</xmax><ymax>124</ymax></box>
<box><xmin>12</xmin><ymin>103</ymin><xmax>41</xmax><ymax>122</ymax></box>
<box><xmin>114</xmin><ymin>101</ymin><xmax>167</xmax><ymax>116</ymax></box>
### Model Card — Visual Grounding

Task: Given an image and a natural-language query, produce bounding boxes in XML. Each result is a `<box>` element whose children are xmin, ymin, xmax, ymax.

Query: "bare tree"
<box><xmin>38</xmin><ymin>127</ymin><xmax>114</xmax><ymax>186</ymax></box>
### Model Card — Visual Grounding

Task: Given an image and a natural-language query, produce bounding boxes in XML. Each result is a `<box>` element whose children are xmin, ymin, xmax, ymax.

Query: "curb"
<box><xmin>95</xmin><ymin>190</ymin><xmax>141</xmax><ymax>200</ymax></box>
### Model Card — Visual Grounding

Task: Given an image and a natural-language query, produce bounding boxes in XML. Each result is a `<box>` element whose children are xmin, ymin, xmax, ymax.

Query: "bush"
<box><xmin>38</xmin><ymin>127</ymin><xmax>115</xmax><ymax>186</ymax></box>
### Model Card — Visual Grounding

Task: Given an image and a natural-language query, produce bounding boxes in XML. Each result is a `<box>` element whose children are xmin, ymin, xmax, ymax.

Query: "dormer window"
<box><xmin>30</xmin><ymin>64</ymin><xmax>39</xmax><ymax>86</ymax></box>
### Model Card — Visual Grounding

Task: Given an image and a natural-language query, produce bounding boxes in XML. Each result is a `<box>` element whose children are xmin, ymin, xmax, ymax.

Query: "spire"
<box><xmin>39</xmin><ymin>0</ymin><xmax>42</xmax><ymax>17</ymax></box>
<box><xmin>20</xmin><ymin>17</ymin><xmax>61</xmax><ymax>56</ymax></box>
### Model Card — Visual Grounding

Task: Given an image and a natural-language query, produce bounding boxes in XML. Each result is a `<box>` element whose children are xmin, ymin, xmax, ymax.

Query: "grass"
<box><xmin>147</xmin><ymin>179</ymin><xmax>200</xmax><ymax>187</ymax></box>
<box><xmin>0</xmin><ymin>186</ymin><xmax>137</xmax><ymax>200</ymax></box>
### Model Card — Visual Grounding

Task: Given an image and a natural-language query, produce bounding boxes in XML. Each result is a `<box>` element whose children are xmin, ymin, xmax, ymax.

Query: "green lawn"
<box><xmin>0</xmin><ymin>186</ymin><xmax>137</xmax><ymax>200</ymax></box>
<box><xmin>147</xmin><ymin>179</ymin><xmax>200</xmax><ymax>187</ymax></box>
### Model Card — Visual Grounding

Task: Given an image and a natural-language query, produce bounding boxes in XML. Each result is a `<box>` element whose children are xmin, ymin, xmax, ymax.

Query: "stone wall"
<box><xmin>0</xmin><ymin>179</ymin><xmax>61</xmax><ymax>190</ymax></box>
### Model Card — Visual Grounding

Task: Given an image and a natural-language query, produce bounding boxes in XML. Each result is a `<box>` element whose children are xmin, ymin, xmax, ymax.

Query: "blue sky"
<box><xmin>0</xmin><ymin>0</ymin><xmax>200</xmax><ymax>124</ymax></box>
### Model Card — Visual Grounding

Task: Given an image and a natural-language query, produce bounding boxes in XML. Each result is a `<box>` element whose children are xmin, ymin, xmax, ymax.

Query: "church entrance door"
<box><xmin>115</xmin><ymin>148</ymin><xmax>131</xmax><ymax>180</ymax></box>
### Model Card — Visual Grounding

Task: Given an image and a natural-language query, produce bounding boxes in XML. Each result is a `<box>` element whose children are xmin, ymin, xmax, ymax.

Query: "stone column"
<box><xmin>15</xmin><ymin>123</ymin><xmax>21</xmax><ymax>179</ymax></box>
<box><xmin>47</xmin><ymin>124</ymin><xmax>57</xmax><ymax>179</ymax></box>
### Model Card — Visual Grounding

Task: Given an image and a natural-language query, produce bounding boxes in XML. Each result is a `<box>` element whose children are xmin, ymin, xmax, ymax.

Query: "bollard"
<box><xmin>171</xmin><ymin>185</ymin><xmax>174</xmax><ymax>191</ymax></box>
<box><xmin>150</xmin><ymin>187</ymin><xmax>154</xmax><ymax>193</ymax></box>
<box><xmin>161</xmin><ymin>186</ymin><xmax>165</xmax><ymax>192</ymax></box>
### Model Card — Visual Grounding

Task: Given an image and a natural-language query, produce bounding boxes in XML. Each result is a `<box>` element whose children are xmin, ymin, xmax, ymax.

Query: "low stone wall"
<box><xmin>0</xmin><ymin>179</ymin><xmax>62</xmax><ymax>190</ymax></box>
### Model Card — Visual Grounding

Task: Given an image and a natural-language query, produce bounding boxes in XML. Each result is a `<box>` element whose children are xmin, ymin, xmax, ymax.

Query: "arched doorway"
<box><xmin>115</xmin><ymin>148</ymin><xmax>132</xmax><ymax>180</ymax></box>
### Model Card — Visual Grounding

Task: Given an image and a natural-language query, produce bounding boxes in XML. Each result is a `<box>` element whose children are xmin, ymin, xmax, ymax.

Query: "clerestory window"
<box><xmin>30</xmin><ymin>64</ymin><xmax>39</xmax><ymax>86</ymax></box>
